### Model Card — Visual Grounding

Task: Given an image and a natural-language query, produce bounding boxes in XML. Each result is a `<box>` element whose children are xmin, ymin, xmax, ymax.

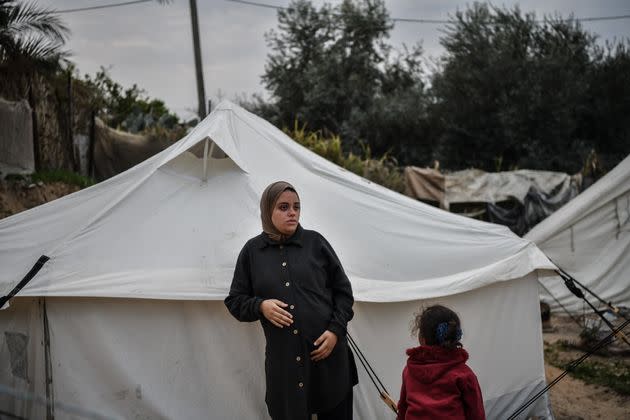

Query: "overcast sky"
<box><xmin>40</xmin><ymin>0</ymin><xmax>630</xmax><ymax>120</ymax></box>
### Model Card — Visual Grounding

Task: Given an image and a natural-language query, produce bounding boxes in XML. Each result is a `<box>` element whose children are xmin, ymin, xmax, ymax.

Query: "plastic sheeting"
<box><xmin>405</xmin><ymin>167</ymin><xmax>580</xmax><ymax>209</ymax></box>
<box><xmin>93</xmin><ymin>118</ymin><xmax>172</xmax><ymax>181</ymax></box>
<box><xmin>0</xmin><ymin>98</ymin><xmax>34</xmax><ymax>178</ymax></box>
<box><xmin>445</xmin><ymin>169</ymin><xmax>580</xmax><ymax>206</ymax></box>
<box><xmin>0</xmin><ymin>102</ymin><xmax>554</xmax><ymax>418</ymax></box>
<box><xmin>487</xmin><ymin>179</ymin><xmax>581</xmax><ymax>236</ymax></box>
<box><xmin>403</xmin><ymin>167</ymin><xmax>445</xmax><ymax>207</ymax></box>
<box><xmin>526</xmin><ymin>154</ymin><xmax>630</xmax><ymax>313</ymax></box>
<box><xmin>405</xmin><ymin>166</ymin><xmax>581</xmax><ymax>235</ymax></box>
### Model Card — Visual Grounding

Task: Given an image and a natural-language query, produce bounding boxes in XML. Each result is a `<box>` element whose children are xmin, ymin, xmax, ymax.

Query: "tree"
<box><xmin>430</xmin><ymin>3</ymin><xmax>604</xmax><ymax>172</ymax></box>
<box><xmin>0</xmin><ymin>0</ymin><xmax>69</xmax><ymax>72</ymax></box>
<box><xmin>257</xmin><ymin>0</ymin><xmax>429</xmax><ymax>163</ymax></box>
<box><xmin>81</xmin><ymin>67</ymin><xmax>180</xmax><ymax>132</ymax></box>
<box><xmin>579</xmin><ymin>42</ymin><xmax>630</xmax><ymax>170</ymax></box>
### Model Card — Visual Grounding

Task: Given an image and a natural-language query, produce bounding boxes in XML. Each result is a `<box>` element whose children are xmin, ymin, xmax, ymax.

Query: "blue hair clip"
<box><xmin>436</xmin><ymin>322</ymin><xmax>463</xmax><ymax>344</ymax></box>
<box><xmin>436</xmin><ymin>322</ymin><xmax>449</xmax><ymax>344</ymax></box>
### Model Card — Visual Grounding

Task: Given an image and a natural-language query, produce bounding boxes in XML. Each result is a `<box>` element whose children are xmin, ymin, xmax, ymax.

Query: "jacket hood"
<box><xmin>405</xmin><ymin>345</ymin><xmax>469</xmax><ymax>384</ymax></box>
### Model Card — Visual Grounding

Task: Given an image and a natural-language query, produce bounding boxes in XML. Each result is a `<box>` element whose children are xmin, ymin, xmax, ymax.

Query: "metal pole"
<box><xmin>189</xmin><ymin>0</ymin><xmax>207</xmax><ymax>118</ymax></box>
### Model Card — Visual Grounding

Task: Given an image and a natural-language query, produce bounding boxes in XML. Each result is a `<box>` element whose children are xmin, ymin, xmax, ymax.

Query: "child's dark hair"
<box><xmin>411</xmin><ymin>305</ymin><xmax>463</xmax><ymax>350</ymax></box>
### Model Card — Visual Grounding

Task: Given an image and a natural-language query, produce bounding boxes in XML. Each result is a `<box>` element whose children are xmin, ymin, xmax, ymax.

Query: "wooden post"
<box><xmin>189</xmin><ymin>0</ymin><xmax>207</xmax><ymax>118</ymax></box>
<box><xmin>27</xmin><ymin>80</ymin><xmax>40</xmax><ymax>172</ymax></box>
<box><xmin>88</xmin><ymin>110</ymin><xmax>96</xmax><ymax>179</ymax></box>
<box><xmin>67</xmin><ymin>71</ymin><xmax>78</xmax><ymax>172</ymax></box>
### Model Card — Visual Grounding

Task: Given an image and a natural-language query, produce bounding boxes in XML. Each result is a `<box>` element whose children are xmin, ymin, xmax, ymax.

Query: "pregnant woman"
<box><xmin>225</xmin><ymin>181</ymin><xmax>357</xmax><ymax>420</ymax></box>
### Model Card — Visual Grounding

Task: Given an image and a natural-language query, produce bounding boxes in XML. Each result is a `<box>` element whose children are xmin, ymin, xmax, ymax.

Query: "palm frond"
<box><xmin>0</xmin><ymin>1</ymin><xmax>69</xmax><ymax>69</ymax></box>
<box><xmin>4</xmin><ymin>1</ymin><xmax>69</xmax><ymax>43</ymax></box>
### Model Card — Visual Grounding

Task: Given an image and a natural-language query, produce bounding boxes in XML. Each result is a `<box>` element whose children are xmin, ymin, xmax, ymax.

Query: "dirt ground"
<box><xmin>543</xmin><ymin>315</ymin><xmax>630</xmax><ymax>420</ymax></box>
<box><xmin>0</xmin><ymin>179</ymin><xmax>79</xmax><ymax>219</ymax></box>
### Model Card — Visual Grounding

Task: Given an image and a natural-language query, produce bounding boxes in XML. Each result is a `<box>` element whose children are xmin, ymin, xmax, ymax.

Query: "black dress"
<box><xmin>224</xmin><ymin>225</ymin><xmax>358</xmax><ymax>420</ymax></box>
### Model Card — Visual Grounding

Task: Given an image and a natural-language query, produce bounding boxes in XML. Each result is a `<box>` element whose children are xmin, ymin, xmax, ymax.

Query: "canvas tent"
<box><xmin>526</xmin><ymin>154</ymin><xmax>630</xmax><ymax>313</ymax></box>
<box><xmin>0</xmin><ymin>101</ymin><xmax>555</xmax><ymax>419</ymax></box>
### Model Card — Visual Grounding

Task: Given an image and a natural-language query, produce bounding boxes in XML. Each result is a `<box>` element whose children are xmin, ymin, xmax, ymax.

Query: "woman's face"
<box><xmin>271</xmin><ymin>190</ymin><xmax>300</xmax><ymax>236</ymax></box>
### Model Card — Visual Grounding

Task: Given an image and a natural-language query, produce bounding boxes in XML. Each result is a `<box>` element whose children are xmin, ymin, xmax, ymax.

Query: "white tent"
<box><xmin>0</xmin><ymin>102</ymin><xmax>555</xmax><ymax>419</ymax></box>
<box><xmin>526</xmin><ymin>154</ymin><xmax>630</xmax><ymax>313</ymax></box>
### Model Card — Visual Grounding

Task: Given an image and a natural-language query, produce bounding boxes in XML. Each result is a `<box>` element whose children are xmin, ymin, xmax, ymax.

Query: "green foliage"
<box><xmin>256</xmin><ymin>0</ymin><xmax>630</xmax><ymax>174</ymax></box>
<box><xmin>430</xmin><ymin>3</ymin><xmax>600</xmax><ymax>172</ymax></box>
<box><xmin>80</xmin><ymin>67</ymin><xmax>180</xmax><ymax>132</ymax></box>
<box><xmin>424</xmin><ymin>2</ymin><xmax>630</xmax><ymax>172</ymax></box>
<box><xmin>30</xmin><ymin>169</ymin><xmax>95</xmax><ymax>189</ymax></box>
<box><xmin>0</xmin><ymin>0</ymin><xmax>69</xmax><ymax>72</ymax></box>
<box><xmin>284</xmin><ymin>121</ymin><xmax>404</xmax><ymax>192</ymax></box>
<box><xmin>545</xmin><ymin>342</ymin><xmax>630</xmax><ymax>395</ymax></box>
<box><xmin>256</xmin><ymin>0</ymin><xmax>428</xmax><ymax>164</ymax></box>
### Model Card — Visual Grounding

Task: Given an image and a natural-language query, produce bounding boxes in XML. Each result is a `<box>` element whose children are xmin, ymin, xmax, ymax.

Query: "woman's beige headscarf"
<box><xmin>260</xmin><ymin>181</ymin><xmax>299</xmax><ymax>242</ymax></box>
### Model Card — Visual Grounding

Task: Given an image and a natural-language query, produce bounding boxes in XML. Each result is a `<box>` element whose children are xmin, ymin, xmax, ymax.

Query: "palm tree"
<box><xmin>0</xmin><ymin>0</ymin><xmax>69</xmax><ymax>71</ymax></box>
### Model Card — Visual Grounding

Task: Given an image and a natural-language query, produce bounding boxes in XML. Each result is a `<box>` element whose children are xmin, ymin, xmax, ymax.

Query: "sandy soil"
<box><xmin>543</xmin><ymin>315</ymin><xmax>630</xmax><ymax>420</ymax></box>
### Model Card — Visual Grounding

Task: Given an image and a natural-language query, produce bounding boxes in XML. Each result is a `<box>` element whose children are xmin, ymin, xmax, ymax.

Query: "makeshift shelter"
<box><xmin>93</xmin><ymin>118</ymin><xmax>173</xmax><ymax>181</ymax></box>
<box><xmin>526</xmin><ymin>154</ymin><xmax>630</xmax><ymax>313</ymax></box>
<box><xmin>404</xmin><ymin>166</ymin><xmax>581</xmax><ymax>235</ymax></box>
<box><xmin>0</xmin><ymin>102</ymin><xmax>555</xmax><ymax>419</ymax></box>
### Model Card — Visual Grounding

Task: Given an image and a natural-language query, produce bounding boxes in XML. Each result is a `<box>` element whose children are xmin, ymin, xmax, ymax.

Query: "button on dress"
<box><xmin>225</xmin><ymin>225</ymin><xmax>358</xmax><ymax>420</ymax></box>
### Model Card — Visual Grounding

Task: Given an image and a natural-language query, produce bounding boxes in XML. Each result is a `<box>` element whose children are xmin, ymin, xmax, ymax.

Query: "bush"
<box><xmin>284</xmin><ymin>121</ymin><xmax>405</xmax><ymax>193</ymax></box>
<box><xmin>30</xmin><ymin>169</ymin><xmax>95</xmax><ymax>189</ymax></box>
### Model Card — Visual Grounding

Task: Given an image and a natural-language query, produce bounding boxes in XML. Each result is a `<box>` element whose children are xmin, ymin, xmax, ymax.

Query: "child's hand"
<box><xmin>310</xmin><ymin>330</ymin><xmax>337</xmax><ymax>361</ymax></box>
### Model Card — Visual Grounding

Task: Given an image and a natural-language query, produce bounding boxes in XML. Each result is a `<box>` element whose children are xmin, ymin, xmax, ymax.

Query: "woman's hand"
<box><xmin>260</xmin><ymin>299</ymin><xmax>293</xmax><ymax>328</ymax></box>
<box><xmin>310</xmin><ymin>330</ymin><xmax>337</xmax><ymax>361</ymax></box>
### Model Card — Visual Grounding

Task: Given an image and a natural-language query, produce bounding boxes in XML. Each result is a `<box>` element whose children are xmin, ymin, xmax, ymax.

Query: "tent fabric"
<box><xmin>445</xmin><ymin>169</ymin><xmax>580</xmax><ymax>207</ymax></box>
<box><xmin>2</xmin><ymin>277</ymin><xmax>550</xmax><ymax>419</ymax></box>
<box><xmin>404</xmin><ymin>166</ymin><xmax>580</xmax><ymax>210</ymax></box>
<box><xmin>1</xmin><ymin>102</ymin><xmax>553</xmax><ymax>419</ymax></box>
<box><xmin>0</xmin><ymin>98</ymin><xmax>34</xmax><ymax>178</ymax></box>
<box><xmin>403</xmin><ymin>166</ymin><xmax>445</xmax><ymax>207</ymax></box>
<box><xmin>526</xmin><ymin>154</ymin><xmax>630</xmax><ymax>313</ymax></box>
<box><xmin>0</xmin><ymin>102</ymin><xmax>553</xmax><ymax>301</ymax></box>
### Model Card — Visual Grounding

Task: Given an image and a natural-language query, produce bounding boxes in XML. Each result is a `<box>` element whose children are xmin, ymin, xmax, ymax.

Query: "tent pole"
<box><xmin>202</xmin><ymin>138</ymin><xmax>215</xmax><ymax>183</ymax></box>
<box><xmin>41</xmin><ymin>298</ymin><xmax>55</xmax><ymax>419</ymax></box>
<box><xmin>202</xmin><ymin>138</ymin><xmax>209</xmax><ymax>182</ymax></box>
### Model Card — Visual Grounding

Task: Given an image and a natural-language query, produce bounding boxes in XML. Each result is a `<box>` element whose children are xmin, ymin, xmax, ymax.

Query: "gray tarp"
<box><xmin>93</xmin><ymin>118</ymin><xmax>171</xmax><ymax>181</ymax></box>
<box><xmin>404</xmin><ymin>167</ymin><xmax>582</xmax><ymax>235</ymax></box>
<box><xmin>0</xmin><ymin>98</ymin><xmax>33</xmax><ymax>178</ymax></box>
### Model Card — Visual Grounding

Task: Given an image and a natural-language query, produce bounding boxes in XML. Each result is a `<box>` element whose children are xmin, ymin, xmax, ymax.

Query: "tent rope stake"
<box><xmin>347</xmin><ymin>333</ymin><xmax>398</xmax><ymax>415</ymax></box>
<box><xmin>555</xmin><ymin>269</ymin><xmax>630</xmax><ymax>348</ymax></box>
<box><xmin>555</xmin><ymin>265</ymin><xmax>629</xmax><ymax>320</ymax></box>
<box><xmin>0</xmin><ymin>255</ymin><xmax>49</xmax><ymax>309</ymax></box>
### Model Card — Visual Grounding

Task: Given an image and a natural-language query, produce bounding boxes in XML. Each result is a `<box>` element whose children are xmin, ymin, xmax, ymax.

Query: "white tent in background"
<box><xmin>526</xmin><ymin>154</ymin><xmax>630</xmax><ymax>313</ymax></box>
<box><xmin>0</xmin><ymin>102</ymin><xmax>555</xmax><ymax>419</ymax></box>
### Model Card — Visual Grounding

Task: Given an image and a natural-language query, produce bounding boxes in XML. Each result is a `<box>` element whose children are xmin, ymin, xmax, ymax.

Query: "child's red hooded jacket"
<box><xmin>397</xmin><ymin>345</ymin><xmax>485</xmax><ymax>420</ymax></box>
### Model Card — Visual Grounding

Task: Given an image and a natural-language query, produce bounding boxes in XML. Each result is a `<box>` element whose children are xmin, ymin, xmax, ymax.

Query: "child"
<box><xmin>397</xmin><ymin>305</ymin><xmax>485</xmax><ymax>420</ymax></box>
